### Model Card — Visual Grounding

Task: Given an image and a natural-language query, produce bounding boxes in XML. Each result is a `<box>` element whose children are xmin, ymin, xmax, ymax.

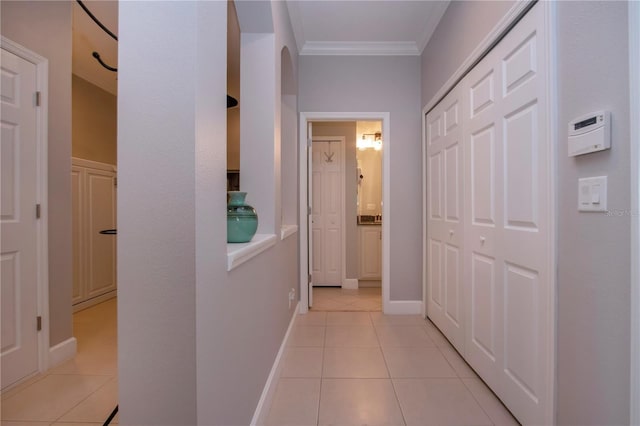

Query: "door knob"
<box><xmin>480</xmin><ymin>237</ymin><xmax>486</xmax><ymax>245</ymax></box>
<box><xmin>449</xmin><ymin>230</ymin><xmax>454</xmax><ymax>237</ymax></box>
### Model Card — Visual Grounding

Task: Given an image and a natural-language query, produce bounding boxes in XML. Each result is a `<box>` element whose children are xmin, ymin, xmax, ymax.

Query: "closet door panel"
<box><xmin>498</xmin><ymin>7</ymin><xmax>551</xmax><ymax>422</ymax></box>
<box><xmin>86</xmin><ymin>169</ymin><xmax>117</xmax><ymax>299</ymax></box>
<box><xmin>426</xmin><ymin>86</ymin><xmax>465</xmax><ymax>352</ymax></box>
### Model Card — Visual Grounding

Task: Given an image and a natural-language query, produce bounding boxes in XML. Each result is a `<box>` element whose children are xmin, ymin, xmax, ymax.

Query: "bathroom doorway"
<box><xmin>301</xmin><ymin>114</ymin><xmax>390</xmax><ymax>313</ymax></box>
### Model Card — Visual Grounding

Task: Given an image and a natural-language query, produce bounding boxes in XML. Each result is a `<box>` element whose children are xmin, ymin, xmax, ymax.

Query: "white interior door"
<box><xmin>1</xmin><ymin>48</ymin><xmax>40</xmax><ymax>390</ymax></box>
<box><xmin>463</xmin><ymin>4</ymin><xmax>551</xmax><ymax>424</ymax></box>
<box><xmin>311</xmin><ymin>138</ymin><xmax>343</xmax><ymax>286</ymax></box>
<box><xmin>426</xmin><ymin>84</ymin><xmax>465</xmax><ymax>352</ymax></box>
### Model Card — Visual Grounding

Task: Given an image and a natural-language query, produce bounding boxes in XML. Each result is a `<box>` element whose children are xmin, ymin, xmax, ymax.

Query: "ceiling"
<box><xmin>71</xmin><ymin>0</ymin><xmax>450</xmax><ymax>95</ymax></box>
<box><xmin>72</xmin><ymin>0</ymin><xmax>118</xmax><ymax>95</ymax></box>
<box><xmin>286</xmin><ymin>0</ymin><xmax>450</xmax><ymax>56</ymax></box>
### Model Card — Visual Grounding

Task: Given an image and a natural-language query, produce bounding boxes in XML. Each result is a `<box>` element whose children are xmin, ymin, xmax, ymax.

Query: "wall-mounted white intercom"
<box><xmin>568</xmin><ymin>110</ymin><xmax>611</xmax><ymax>157</ymax></box>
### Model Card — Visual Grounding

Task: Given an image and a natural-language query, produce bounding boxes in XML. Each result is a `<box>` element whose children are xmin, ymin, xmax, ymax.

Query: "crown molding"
<box><xmin>300</xmin><ymin>41</ymin><xmax>420</xmax><ymax>56</ymax></box>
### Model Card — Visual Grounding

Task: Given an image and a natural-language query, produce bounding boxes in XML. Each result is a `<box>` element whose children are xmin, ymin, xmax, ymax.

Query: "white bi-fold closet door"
<box><xmin>425</xmin><ymin>3</ymin><xmax>553</xmax><ymax>425</ymax></box>
<box><xmin>426</xmin><ymin>84</ymin><xmax>465</xmax><ymax>352</ymax></box>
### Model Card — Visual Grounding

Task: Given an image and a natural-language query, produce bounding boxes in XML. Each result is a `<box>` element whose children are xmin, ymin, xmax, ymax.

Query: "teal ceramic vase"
<box><xmin>227</xmin><ymin>191</ymin><xmax>258</xmax><ymax>243</ymax></box>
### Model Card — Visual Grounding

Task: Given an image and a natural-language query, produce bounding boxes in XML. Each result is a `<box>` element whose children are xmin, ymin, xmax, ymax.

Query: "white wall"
<box><xmin>420</xmin><ymin>0</ymin><xmax>515</xmax><ymax>106</ymax></box>
<box><xmin>421</xmin><ymin>1</ymin><xmax>631</xmax><ymax>423</ymax></box>
<box><xmin>555</xmin><ymin>2</ymin><xmax>630</xmax><ymax>424</ymax></box>
<box><xmin>118</xmin><ymin>1</ymin><xmax>300</xmax><ymax>424</ymax></box>
<box><xmin>1</xmin><ymin>1</ymin><xmax>73</xmax><ymax>348</ymax></box>
<box><xmin>299</xmin><ymin>55</ymin><xmax>422</xmax><ymax>300</ymax></box>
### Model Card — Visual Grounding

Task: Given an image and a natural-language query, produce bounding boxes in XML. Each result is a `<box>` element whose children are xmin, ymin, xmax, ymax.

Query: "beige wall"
<box><xmin>313</xmin><ymin>122</ymin><xmax>358</xmax><ymax>279</ymax></box>
<box><xmin>299</xmin><ymin>55</ymin><xmax>423</xmax><ymax>301</ymax></box>
<box><xmin>1</xmin><ymin>1</ymin><xmax>73</xmax><ymax>347</ymax></box>
<box><xmin>118</xmin><ymin>1</ymin><xmax>301</xmax><ymax>424</ymax></box>
<box><xmin>72</xmin><ymin>75</ymin><xmax>117</xmax><ymax>165</ymax></box>
<box><xmin>227</xmin><ymin>0</ymin><xmax>240</xmax><ymax>171</ymax></box>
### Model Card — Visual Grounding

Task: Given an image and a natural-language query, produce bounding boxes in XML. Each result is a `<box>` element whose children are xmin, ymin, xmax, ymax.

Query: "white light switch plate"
<box><xmin>578</xmin><ymin>176</ymin><xmax>608</xmax><ymax>212</ymax></box>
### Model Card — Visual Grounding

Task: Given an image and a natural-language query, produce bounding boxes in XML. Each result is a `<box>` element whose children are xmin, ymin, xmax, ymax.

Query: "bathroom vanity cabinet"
<box><xmin>358</xmin><ymin>225</ymin><xmax>381</xmax><ymax>279</ymax></box>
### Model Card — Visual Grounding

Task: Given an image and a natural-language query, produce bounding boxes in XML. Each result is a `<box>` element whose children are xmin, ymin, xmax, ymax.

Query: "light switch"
<box><xmin>578</xmin><ymin>176</ymin><xmax>607</xmax><ymax>212</ymax></box>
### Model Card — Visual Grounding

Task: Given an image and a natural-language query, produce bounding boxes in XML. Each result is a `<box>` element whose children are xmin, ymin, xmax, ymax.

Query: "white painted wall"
<box><xmin>299</xmin><ymin>56</ymin><xmax>422</xmax><ymax>300</ymax></box>
<box><xmin>421</xmin><ymin>1</ymin><xmax>631</xmax><ymax>423</ymax></box>
<box><xmin>1</xmin><ymin>0</ymin><xmax>73</xmax><ymax>348</ymax></box>
<box><xmin>555</xmin><ymin>3</ymin><xmax>630</xmax><ymax>424</ymax></box>
<box><xmin>420</xmin><ymin>0</ymin><xmax>515</xmax><ymax>106</ymax></box>
<box><xmin>118</xmin><ymin>1</ymin><xmax>300</xmax><ymax>424</ymax></box>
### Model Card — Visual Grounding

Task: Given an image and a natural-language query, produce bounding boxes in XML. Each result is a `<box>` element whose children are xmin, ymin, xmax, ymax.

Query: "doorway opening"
<box><xmin>299</xmin><ymin>113</ymin><xmax>390</xmax><ymax>314</ymax></box>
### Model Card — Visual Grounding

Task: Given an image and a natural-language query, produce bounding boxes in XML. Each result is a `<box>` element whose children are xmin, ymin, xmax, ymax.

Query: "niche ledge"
<box><xmin>280</xmin><ymin>224</ymin><xmax>298</xmax><ymax>240</ymax></box>
<box><xmin>227</xmin><ymin>234</ymin><xmax>277</xmax><ymax>271</ymax></box>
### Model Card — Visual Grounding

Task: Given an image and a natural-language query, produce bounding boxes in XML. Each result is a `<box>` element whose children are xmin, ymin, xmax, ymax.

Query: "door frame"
<box><xmin>1</xmin><ymin>37</ymin><xmax>50</xmax><ymax>376</ymax></box>
<box><xmin>310</xmin><ymin>136</ymin><xmax>346</xmax><ymax>288</ymax></box>
<box><xmin>299</xmin><ymin>112</ymin><xmax>390</xmax><ymax>313</ymax></box>
<box><xmin>630</xmin><ymin>1</ymin><xmax>640</xmax><ymax>423</ymax></box>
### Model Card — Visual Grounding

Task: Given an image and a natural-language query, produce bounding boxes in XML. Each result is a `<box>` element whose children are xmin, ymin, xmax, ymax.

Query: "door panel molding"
<box><xmin>1</xmin><ymin>36</ymin><xmax>50</xmax><ymax>389</ymax></box>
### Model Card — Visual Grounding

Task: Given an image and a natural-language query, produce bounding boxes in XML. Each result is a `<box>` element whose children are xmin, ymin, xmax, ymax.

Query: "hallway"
<box><xmin>264</xmin><ymin>311</ymin><xmax>518</xmax><ymax>425</ymax></box>
<box><xmin>0</xmin><ymin>299</ymin><xmax>518</xmax><ymax>425</ymax></box>
<box><xmin>1</xmin><ymin>299</ymin><xmax>118</xmax><ymax>425</ymax></box>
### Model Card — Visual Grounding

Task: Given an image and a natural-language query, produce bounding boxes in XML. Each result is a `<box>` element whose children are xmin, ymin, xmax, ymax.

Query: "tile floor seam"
<box><xmin>371</xmin><ymin>313</ymin><xmax>394</xmax><ymax>380</ymax></box>
<box><xmin>389</xmin><ymin>377</ymin><xmax>409</xmax><ymax>426</ymax></box>
<box><xmin>52</xmin><ymin>374</ymin><xmax>115</xmax><ymax>424</ymax></box>
<box><xmin>460</xmin><ymin>377</ymin><xmax>499</xmax><ymax>426</ymax></box>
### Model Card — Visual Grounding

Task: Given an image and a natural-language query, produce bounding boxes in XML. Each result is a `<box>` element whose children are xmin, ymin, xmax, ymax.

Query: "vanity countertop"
<box><xmin>357</xmin><ymin>215</ymin><xmax>382</xmax><ymax>226</ymax></box>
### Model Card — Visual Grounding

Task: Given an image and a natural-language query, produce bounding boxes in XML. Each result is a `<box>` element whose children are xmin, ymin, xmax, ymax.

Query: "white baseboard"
<box><xmin>342</xmin><ymin>278</ymin><xmax>359</xmax><ymax>289</ymax></box>
<box><xmin>73</xmin><ymin>290</ymin><xmax>116</xmax><ymax>313</ymax></box>
<box><xmin>385</xmin><ymin>300</ymin><xmax>423</xmax><ymax>315</ymax></box>
<box><xmin>49</xmin><ymin>337</ymin><xmax>77</xmax><ymax>368</ymax></box>
<box><xmin>251</xmin><ymin>302</ymin><xmax>299</xmax><ymax>426</ymax></box>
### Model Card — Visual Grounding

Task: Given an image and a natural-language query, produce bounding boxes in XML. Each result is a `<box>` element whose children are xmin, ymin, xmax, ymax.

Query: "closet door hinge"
<box><xmin>35</xmin><ymin>204</ymin><xmax>41</xmax><ymax>219</ymax></box>
<box><xmin>35</xmin><ymin>91</ymin><xmax>41</xmax><ymax>106</ymax></box>
<box><xmin>308</xmin><ymin>138</ymin><xmax>312</xmax><ymax>148</ymax></box>
<box><xmin>37</xmin><ymin>316</ymin><xmax>42</xmax><ymax>332</ymax></box>
<box><xmin>308</xmin><ymin>274</ymin><xmax>312</xmax><ymax>284</ymax></box>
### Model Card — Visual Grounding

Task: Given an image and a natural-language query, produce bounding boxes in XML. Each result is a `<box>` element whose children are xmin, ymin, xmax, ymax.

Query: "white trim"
<box><xmin>342</xmin><ymin>278</ymin><xmax>358</xmax><ymax>290</ymax></box>
<box><xmin>630</xmin><ymin>1</ymin><xmax>640</xmax><ymax>424</ymax></box>
<box><xmin>48</xmin><ymin>337</ymin><xmax>77</xmax><ymax>368</ymax></box>
<box><xmin>1</xmin><ymin>36</ymin><xmax>50</xmax><ymax>375</ymax></box>
<box><xmin>311</xmin><ymin>136</ymin><xmax>346</xmax><ymax>290</ymax></box>
<box><xmin>543</xmin><ymin>3</ymin><xmax>558</xmax><ymax>424</ymax></box>
<box><xmin>300</xmin><ymin>41</ymin><xmax>420</xmax><ymax>56</ymax></box>
<box><xmin>226</xmin><ymin>234</ymin><xmax>277</xmax><ymax>271</ymax></box>
<box><xmin>250</xmin><ymin>302</ymin><xmax>299</xmax><ymax>426</ymax></box>
<box><xmin>72</xmin><ymin>157</ymin><xmax>117</xmax><ymax>172</ymax></box>
<box><xmin>280</xmin><ymin>224</ymin><xmax>298</xmax><ymax>241</ymax></box>
<box><xmin>72</xmin><ymin>290</ymin><xmax>117</xmax><ymax>313</ymax></box>
<box><xmin>385</xmin><ymin>300</ymin><xmax>423</xmax><ymax>315</ymax></box>
<box><xmin>422</xmin><ymin>0</ymin><xmax>534</xmax><ymax>114</ymax></box>
<box><xmin>299</xmin><ymin>112</ymin><xmax>391</xmax><ymax>315</ymax></box>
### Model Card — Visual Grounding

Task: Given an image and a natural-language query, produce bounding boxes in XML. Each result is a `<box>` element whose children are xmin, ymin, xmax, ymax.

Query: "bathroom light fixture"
<box><xmin>357</xmin><ymin>132</ymin><xmax>383</xmax><ymax>150</ymax></box>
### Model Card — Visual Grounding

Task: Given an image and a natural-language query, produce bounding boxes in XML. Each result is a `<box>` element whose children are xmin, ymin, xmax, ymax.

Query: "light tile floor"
<box><xmin>2</xmin><ymin>298</ymin><xmax>519</xmax><ymax>426</ymax></box>
<box><xmin>311</xmin><ymin>287</ymin><xmax>381</xmax><ymax>311</ymax></box>
<box><xmin>1</xmin><ymin>298</ymin><xmax>118</xmax><ymax>426</ymax></box>
<box><xmin>265</xmin><ymin>312</ymin><xmax>520</xmax><ymax>426</ymax></box>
